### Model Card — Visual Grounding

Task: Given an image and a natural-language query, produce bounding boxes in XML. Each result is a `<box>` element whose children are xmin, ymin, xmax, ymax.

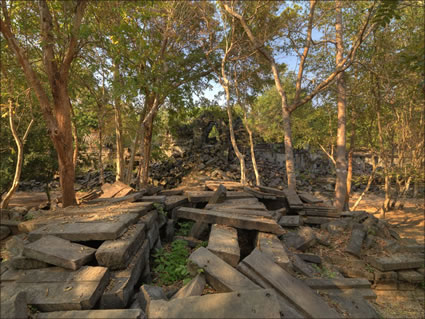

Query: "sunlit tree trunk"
<box><xmin>334</xmin><ymin>0</ymin><xmax>348</xmax><ymax>212</ymax></box>
<box><xmin>113</xmin><ymin>64</ymin><xmax>124</xmax><ymax>182</ymax></box>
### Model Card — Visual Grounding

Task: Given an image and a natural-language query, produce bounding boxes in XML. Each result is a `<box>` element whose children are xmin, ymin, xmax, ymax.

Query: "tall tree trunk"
<box><xmin>98</xmin><ymin>104</ymin><xmax>104</xmax><ymax>185</ymax></box>
<box><xmin>140</xmin><ymin>116</ymin><xmax>154</xmax><ymax>187</ymax></box>
<box><xmin>53</xmin><ymin>86</ymin><xmax>77</xmax><ymax>207</ymax></box>
<box><xmin>1</xmin><ymin>99</ymin><xmax>34</xmax><ymax>209</ymax></box>
<box><xmin>71</xmin><ymin>106</ymin><xmax>78</xmax><ymax>171</ymax></box>
<box><xmin>351</xmin><ymin>156</ymin><xmax>377</xmax><ymax>211</ymax></box>
<box><xmin>344</xmin><ymin>114</ymin><xmax>356</xmax><ymax>210</ymax></box>
<box><xmin>334</xmin><ymin>0</ymin><xmax>348</xmax><ymax>213</ymax></box>
<box><xmin>226</xmin><ymin>105</ymin><xmax>246</xmax><ymax>185</ymax></box>
<box><xmin>113</xmin><ymin>64</ymin><xmax>124</xmax><ymax>182</ymax></box>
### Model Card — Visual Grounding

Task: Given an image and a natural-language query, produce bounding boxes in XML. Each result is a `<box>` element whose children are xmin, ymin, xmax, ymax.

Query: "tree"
<box><xmin>1</xmin><ymin>1</ymin><xmax>88</xmax><ymax>207</ymax></box>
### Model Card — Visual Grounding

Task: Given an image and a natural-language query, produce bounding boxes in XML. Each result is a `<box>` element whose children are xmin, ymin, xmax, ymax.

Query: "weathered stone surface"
<box><xmin>278</xmin><ymin>215</ymin><xmax>301</xmax><ymax>227</ymax></box>
<box><xmin>208</xmin><ymin>184</ymin><xmax>227</xmax><ymax>204</ymax></box>
<box><xmin>96</xmin><ymin>224</ymin><xmax>146</xmax><ymax>270</ymax></box>
<box><xmin>0</xmin><ymin>266</ymin><xmax>109</xmax><ymax>311</ymax></box>
<box><xmin>0</xmin><ymin>291</ymin><xmax>28</xmax><ymax>319</ymax></box>
<box><xmin>100</xmin><ymin>240</ymin><xmax>149</xmax><ymax>309</ymax></box>
<box><xmin>207</xmin><ymin>224</ymin><xmax>240</xmax><ymax>267</ymax></box>
<box><xmin>11</xmin><ymin>255</ymin><xmax>50</xmax><ymax>269</ymax></box>
<box><xmin>35</xmin><ymin>309</ymin><xmax>145</xmax><ymax>319</ymax></box>
<box><xmin>176</xmin><ymin>207</ymin><xmax>284</xmax><ymax>235</ymax></box>
<box><xmin>345</xmin><ymin>226</ymin><xmax>366</xmax><ymax>257</ymax></box>
<box><xmin>188</xmin><ymin>247</ymin><xmax>259</xmax><ymax>292</ymax></box>
<box><xmin>24</xmin><ymin>235</ymin><xmax>96</xmax><ymax>270</ymax></box>
<box><xmin>148</xmin><ymin>289</ymin><xmax>281</xmax><ymax>319</ymax></box>
<box><xmin>84</xmin><ymin>192</ymin><xmax>145</xmax><ymax>205</ymax></box>
<box><xmin>0</xmin><ymin>225</ymin><xmax>11</xmax><ymax>240</ymax></box>
<box><xmin>171</xmin><ymin>274</ymin><xmax>206</xmax><ymax>300</ymax></box>
<box><xmin>282</xmin><ymin>227</ymin><xmax>316</xmax><ymax>251</ymax></box>
<box><xmin>140</xmin><ymin>284</ymin><xmax>167</xmax><ymax>312</ymax></box>
<box><xmin>138</xmin><ymin>210</ymin><xmax>158</xmax><ymax>230</ymax></box>
<box><xmin>206</xmin><ymin>198</ymin><xmax>267</xmax><ymax>211</ymax></box>
<box><xmin>321</xmin><ymin>288</ymin><xmax>377</xmax><ymax>300</ymax></box>
<box><xmin>165</xmin><ymin>219</ymin><xmax>175</xmax><ymax>243</ymax></box>
<box><xmin>160</xmin><ymin>188</ymin><xmax>184</xmax><ymax>196</ymax></box>
<box><xmin>325</xmin><ymin>294</ymin><xmax>380</xmax><ymax>319</ymax></box>
<box><xmin>296</xmin><ymin>253</ymin><xmax>322</xmax><ymax>264</ymax></box>
<box><xmin>292</xmin><ymin>254</ymin><xmax>318</xmax><ymax>277</ymax></box>
<box><xmin>28</xmin><ymin>213</ymin><xmax>139</xmax><ymax>242</ymax></box>
<box><xmin>164</xmin><ymin>196</ymin><xmax>188</xmax><ymax>211</ymax></box>
<box><xmin>398</xmin><ymin>270</ymin><xmax>424</xmax><ymax>283</ymax></box>
<box><xmin>256</xmin><ymin>232</ymin><xmax>291</xmax><ymax>270</ymax></box>
<box><xmin>298</xmin><ymin>192</ymin><xmax>323</xmax><ymax>204</ymax></box>
<box><xmin>147</xmin><ymin>222</ymin><xmax>159</xmax><ymax>250</ymax></box>
<box><xmin>140</xmin><ymin>195</ymin><xmax>166</xmax><ymax>204</ymax></box>
<box><xmin>100</xmin><ymin>181</ymin><xmax>133</xmax><ymax>198</ymax></box>
<box><xmin>240</xmin><ymin>249</ymin><xmax>341</xmax><ymax>319</ymax></box>
<box><xmin>236</xmin><ymin>262</ymin><xmax>304</xmax><ymax>319</ymax></box>
<box><xmin>323</xmin><ymin>219</ymin><xmax>350</xmax><ymax>234</ymax></box>
<box><xmin>189</xmin><ymin>221</ymin><xmax>209</xmax><ymax>240</ymax></box>
<box><xmin>367</xmin><ymin>254</ymin><xmax>424</xmax><ymax>271</ymax></box>
<box><xmin>304</xmin><ymin>278</ymin><xmax>371</xmax><ymax>289</ymax></box>
<box><xmin>303</xmin><ymin>216</ymin><xmax>335</xmax><ymax>225</ymax></box>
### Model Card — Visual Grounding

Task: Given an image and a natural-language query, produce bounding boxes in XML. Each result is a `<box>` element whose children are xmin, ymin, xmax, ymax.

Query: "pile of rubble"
<box><xmin>0</xmin><ymin>180</ymin><xmax>423</xmax><ymax>318</ymax></box>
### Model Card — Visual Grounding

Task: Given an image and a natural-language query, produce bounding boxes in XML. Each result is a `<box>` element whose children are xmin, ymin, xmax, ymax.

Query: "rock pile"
<box><xmin>1</xmin><ymin>181</ymin><xmax>423</xmax><ymax>318</ymax></box>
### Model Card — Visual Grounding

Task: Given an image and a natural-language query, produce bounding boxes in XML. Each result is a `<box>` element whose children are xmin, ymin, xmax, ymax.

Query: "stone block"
<box><xmin>0</xmin><ymin>225</ymin><xmax>11</xmax><ymax>240</ymax></box>
<box><xmin>0</xmin><ymin>291</ymin><xmax>27</xmax><ymax>319</ymax></box>
<box><xmin>207</xmin><ymin>224</ymin><xmax>240</xmax><ymax>267</ymax></box>
<box><xmin>35</xmin><ymin>309</ymin><xmax>145</xmax><ymax>318</ymax></box>
<box><xmin>23</xmin><ymin>235</ymin><xmax>96</xmax><ymax>270</ymax></box>
<box><xmin>278</xmin><ymin>215</ymin><xmax>301</xmax><ymax>227</ymax></box>
<box><xmin>367</xmin><ymin>255</ymin><xmax>424</xmax><ymax>271</ymax></box>
<box><xmin>256</xmin><ymin>232</ymin><xmax>291</xmax><ymax>270</ymax></box>
<box><xmin>140</xmin><ymin>284</ymin><xmax>167</xmax><ymax>313</ymax></box>
<box><xmin>171</xmin><ymin>274</ymin><xmax>206</xmax><ymax>300</ymax></box>
<box><xmin>96</xmin><ymin>223</ymin><xmax>145</xmax><ymax>270</ymax></box>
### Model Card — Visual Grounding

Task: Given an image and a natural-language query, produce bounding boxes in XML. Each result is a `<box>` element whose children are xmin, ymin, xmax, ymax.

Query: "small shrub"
<box><xmin>153</xmin><ymin>239</ymin><xmax>191</xmax><ymax>285</ymax></box>
<box><xmin>176</xmin><ymin>221</ymin><xmax>194</xmax><ymax>237</ymax></box>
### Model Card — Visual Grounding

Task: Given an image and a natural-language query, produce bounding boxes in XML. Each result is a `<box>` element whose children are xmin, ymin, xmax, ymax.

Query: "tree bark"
<box><xmin>140</xmin><ymin>115</ymin><xmax>154</xmax><ymax>187</ymax></box>
<box><xmin>71</xmin><ymin>105</ymin><xmax>78</xmax><ymax>171</ymax></box>
<box><xmin>1</xmin><ymin>99</ymin><xmax>34</xmax><ymax>209</ymax></box>
<box><xmin>334</xmin><ymin>0</ymin><xmax>348</xmax><ymax>213</ymax></box>
<box><xmin>113</xmin><ymin>63</ymin><xmax>124</xmax><ymax>182</ymax></box>
<box><xmin>351</xmin><ymin>156</ymin><xmax>377</xmax><ymax>211</ymax></box>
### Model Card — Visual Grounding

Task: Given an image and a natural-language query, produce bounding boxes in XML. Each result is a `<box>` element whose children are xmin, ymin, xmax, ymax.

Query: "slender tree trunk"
<box><xmin>351</xmin><ymin>156</ymin><xmax>377</xmax><ymax>211</ymax></box>
<box><xmin>98</xmin><ymin>105</ymin><xmax>104</xmax><ymax>185</ymax></box>
<box><xmin>334</xmin><ymin>0</ymin><xmax>348</xmax><ymax>213</ymax></box>
<box><xmin>243</xmin><ymin>113</ymin><xmax>261</xmax><ymax>186</ymax></box>
<box><xmin>344</xmin><ymin>117</ymin><xmax>356</xmax><ymax>210</ymax></box>
<box><xmin>140</xmin><ymin>116</ymin><xmax>154</xmax><ymax>187</ymax></box>
<box><xmin>1</xmin><ymin>99</ymin><xmax>34</xmax><ymax>209</ymax></box>
<box><xmin>113</xmin><ymin>64</ymin><xmax>124</xmax><ymax>182</ymax></box>
<box><xmin>226</xmin><ymin>105</ymin><xmax>246</xmax><ymax>185</ymax></box>
<box><xmin>71</xmin><ymin>106</ymin><xmax>78</xmax><ymax>171</ymax></box>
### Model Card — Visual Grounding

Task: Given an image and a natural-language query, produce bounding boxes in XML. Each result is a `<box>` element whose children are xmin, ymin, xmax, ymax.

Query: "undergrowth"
<box><xmin>153</xmin><ymin>239</ymin><xmax>191</xmax><ymax>285</ymax></box>
<box><xmin>175</xmin><ymin>221</ymin><xmax>194</xmax><ymax>236</ymax></box>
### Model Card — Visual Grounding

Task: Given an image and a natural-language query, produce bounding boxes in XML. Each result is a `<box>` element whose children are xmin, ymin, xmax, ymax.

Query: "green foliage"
<box><xmin>153</xmin><ymin>239</ymin><xmax>191</xmax><ymax>285</ymax></box>
<box><xmin>312</xmin><ymin>264</ymin><xmax>338</xmax><ymax>279</ymax></box>
<box><xmin>153</xmin><ymin>203</ymin><xmax>167</xmax><ymax>217</ymax></box>
<box><xmin>175</xmin><ymin>221</ymin><xmax>194</xmax><ymax>237</ymax></box>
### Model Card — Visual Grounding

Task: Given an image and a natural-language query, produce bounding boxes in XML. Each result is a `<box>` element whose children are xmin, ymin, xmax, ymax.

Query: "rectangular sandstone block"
<box><xmin>28</xmin><ymin>213</ymin><xmax>139</xmax><ymax>242</ymax></box>
<box><xmin>240</xmin><ymin>249</ymin><xmax>341</xmax><ymax>319</ymax></box>
<box><xmin>256</xmin><ymin>232</ymin><xmax>291</xmax><ymax>270</ymax></box>
<box><xmin>207</xmin><ymin>224</ymin><xmax>240</xmax><ymax>267</ymax></box>
<box><xmin>96</xmin><ymin>224</ymin><xmax>146</xmax><ymax>270</ymax></box>
<box><xmin>188</xmin><ymin>247</ymin><xmax>259</xmax><ymax>293</ymax></box>
<box><xmin>148</xmin><ymin>289</ymin><xmax>281</xmax><ymax>319</ymax></box>
<box><xmin>367</xmin><ymin>255</ymin><xmax>424</xmax><ymax>271</ymax></box>
<box><xmin>23</xmin><ymin>236</ymin><xmax>96</xmax><ymax>270</ymax></box>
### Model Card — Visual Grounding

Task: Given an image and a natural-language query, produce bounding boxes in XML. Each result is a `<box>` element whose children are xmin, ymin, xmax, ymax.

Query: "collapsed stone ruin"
<box><xmin>0</xmin><ymin>180</ymin><xmax>424</xmax><ymax>318</ymax></box>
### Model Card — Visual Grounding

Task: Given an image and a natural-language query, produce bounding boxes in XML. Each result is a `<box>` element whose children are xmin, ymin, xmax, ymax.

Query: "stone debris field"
<box><xmin>1</xmin><ymin>180</ymin><xmax>424</xmax><ymax>318</ymax></box>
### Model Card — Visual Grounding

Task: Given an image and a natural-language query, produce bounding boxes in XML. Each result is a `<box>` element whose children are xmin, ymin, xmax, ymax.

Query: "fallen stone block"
<box><xmin>366</xmin><ymin>254</ymin><xmax>424</xmax><ymax>271</ymax></box>
<box><xmin>189</xmin><ymin>221</ymin><xmax>209</xmax><ymax>240</ymax></box>
<box><xmin>23</xmin><ymin>235</ymin><xmax>96</xmax><ymax>270</ymax></box>
<box><xmin>256</xmin><ymin>232</ymin><xmax>291</xmax><ymax>270</ymax></box>
<box><xmin>35</xmin><ymin>309</ymin><xmax>144</xmax><ymax>318</ymax></box>
<box><xmin>206</xmin><ymin>198</ymin><xmax>267</xmax><ymax>211</ymax></box>
<box><xmin>100</xmin><ymin>240</ymin><xmax>149</xmax><ymax>309</ymax></box>
<box><xmin>188</xmin><ymin>247</ymin><xmax>259</xmax><ymax>292</ymax></box>
<box><xmin>138</xmin><ymin>210</ymin><xmax>158</xmax><ymax>230</ymax></box>
<box><xmin>296</xmin><ymin>253</ymin><xmax>322</xmax><ymax>264</ymax></box>
<box><xmin>303</xmin><ymin>278</ymin><xmax>371</xmax><ymax>290</ymax></box>
<box><xmin>0</xmin><ymin>225</ymin><xmax>11</xmax><ymax>240</ymax></box>
<box><xmin>140</xmin><ymin>284</ymin><xmax>167</xmax><ymax>313</ymax></box>
<box><xmin>28</xmin><ymin>213</ymin><xmax>139</xmax><ymax>242</ymax></box>
<box><xmin>11</xmin><ymin>255</ymin><xmax>50</xmax><ymax>269</ymax></box>
<box><xmin>1</xmin><ymin>266</ymin><xmax>109</xmax><ymax>311</ymax></box>
<box><xmin>325</xmin><ymin>293</ymin><xmax>380</xmax><ymax>319</ymax></box>
<box><xmin>240</xmin><ymin>248</ymin><xmax>341</xmax><ymax>319</ymax></box>
<box><xmin>148</xmin><ymin>289</ymin><xmax>281</xmax><ymax>319</ymax></box>
<box><xmin>176</xmin><ymin>207</ymin><xmax>284</xmax><ymax>235</ymax></box>
<box><xmin>171</xmin><ymin>274</ymin><xmax>206</xmax><ymax>300</ymax></box>
<box><xmin>303</xmin><ymin>216</ymin><xmax>335</xmax><ymax>225</ymax></box>
<box><xmin>292</xmin><ymin>254</ymin><xmax>318</xmax><ymax>277</ymax></box>
<box><xmin>96</xmin><ymin>223</ymin><xmax>146</xmax><ymax>270</ymax></box>
<box><xmin>147</xmin><ymin>222</ymin><xmax>159</xmax><ymax>250</ymax></box>
<box><xmin>298</xmin><ymin>192</ymin><xmax>323</xmax><ymax>204</ymax></box>
<box><xmin>278</xmin><ymin>215</ymin><xmax>301</xmax><ymax>227</ymax></box>
<box><xmin>208</xmin><ymin>184</ymin><xmax>227</xmax><ymax>204</ymax></box>
<box><xmin>282</xmin><ymin>227</ymin><xmax>316</xmax><ymax>251</ymax></box>
<box><xmin>207</xmin><ymin>224</ymin><xmax>240</xmax><ymax>267</ymax></box>
<box><xmin>236</xmin><ymin>262</ymin><xmax>304</xmax><ymax>319</ymax></box>
<box><xmin>398</xmin><ymin>270</ymin><xmax>424</xmax><ymax>283</ymax></box>
<box><xmin>100</xmin><ymin>181</ymin><xmax>133</xmax><ymax>199</ymax></box>
<box><xmin>345</xmin><ymin>226</ymin><xmax>366</xmax><ymax>257</ymax></box>
<box><xmin>0</xmin><ymin>291</ymin><xmax>28</xmax><ymax>319</ymax></box>
<box><xmin>164</xmin><ymin>196</ymin><xmax>188</xmax><ymax>211</ymax></box>
<box><xmin>140</xmin><ymin>195</ymin><xmax>166</xmax><ymax>204</ymax></box>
